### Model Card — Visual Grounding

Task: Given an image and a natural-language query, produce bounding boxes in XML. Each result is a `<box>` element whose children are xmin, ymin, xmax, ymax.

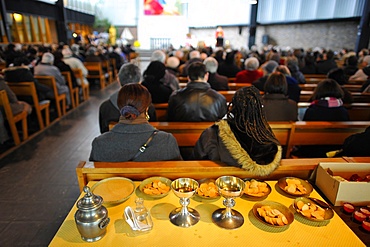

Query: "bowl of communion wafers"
<box><xmin>277</xmin><ymin>177</ymin><xmax>313</xmax><ymax>197</ymax></box>
<box><xmin>195</xmin><ymin>178</ymin><xmax>220</xmax><ymax>200</ymax></box>
<box><xmin>139</xmin><ymin>177</ymin><xmax>172</xmax><ymax>199</ymax></box>
<box><xmin>243</xmin><ymin>178</ymin><xmax>271</xmax><ymax>198</ymax></box>
<box><xmin>293</xmin><ymin>197</ymin><xmax>334</xmax><ymax>221</ymax></box>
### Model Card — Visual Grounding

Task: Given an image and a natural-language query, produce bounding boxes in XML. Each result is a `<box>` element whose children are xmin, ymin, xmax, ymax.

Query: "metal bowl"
<box><xmin>91</xmin><ymin>177</ymin><xmax>135</xmax><ymax>205</ymax></box>
<box><xmin>277</xmin><ymin>177</ymin><xmax>313</xmax><ymax>196</ymax></box>
<box><xmin>243</xmin><ymin>178</ymin><xmax>271</xmax><ymax>198</ymax></box>
<box><xmin>195</xmin><ymin>178</ymin><xmax>220</xmax><ymax>200</ymax></box>
<box><xmin>293</xmin><ymin>197</ymin><xmax>334</xmax><ymax>221</ymax></box>
<box><xmin>139</xmin><ymin>177</ymin><xmax>172</xmax><ymax>199</ymax></box>
<box><xmin>215</xmin><ymin>176</ymin><xmax>245</xmax><ymax>198</ymax></box>
<box><xmin>171</xmin><ymin>178</ymin><xmax>198</xmax><ymax>198</ymax></box>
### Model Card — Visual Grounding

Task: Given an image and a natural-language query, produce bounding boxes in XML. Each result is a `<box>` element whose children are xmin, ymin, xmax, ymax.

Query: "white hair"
<box><xmin>203</xmin><ymin>57</ymin><xmax>218</xmax><ymax>73</ymax></box>
<box><xmin>41</xmin><ymin>52</ymin><xmax>54</xmax><ymax>64</ymax></box>
<box><xmin>244</xmin><ymin>57</ymin><xmax>259</xmax><ymax>70</ymax></box>
<box><xmin>151</xmin><ymin>50</ymin><xmax>166</xmax><ymax>63</ymax></box>
<box><xmin>189</xmin><ymin>50</ymin><xmax>200</xmax><ymax>59</ymax></box>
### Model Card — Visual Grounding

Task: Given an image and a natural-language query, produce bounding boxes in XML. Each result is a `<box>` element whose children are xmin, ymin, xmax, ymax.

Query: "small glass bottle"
<box><xmin>134</xmin><ymin>198</ymin><xmax>153</xmax><ymax>231</ymax></box>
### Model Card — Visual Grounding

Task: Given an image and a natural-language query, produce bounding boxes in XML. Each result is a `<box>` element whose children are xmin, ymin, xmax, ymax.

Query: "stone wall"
<box><xmin>190</xmin><ymin>20</ymin><xmax>366</xmax><ymax>52</ymax></box>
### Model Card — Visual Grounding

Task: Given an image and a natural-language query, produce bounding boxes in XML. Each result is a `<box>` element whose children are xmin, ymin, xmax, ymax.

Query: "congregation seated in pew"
<box><xmin>262</xmin><ymin>72</ymin><xmax>298</xmax><ymax>121</ymax></box>
<box><xmin>99</xmin><ymin>63</ymin><xmax>156</xmax><ymax>134</ymax></box>
<box><xmin>193</xmin><ymin>86</ymin><xmax>282</xmax><ymax>176</ymax></box>
<box><xmin>90</xmin><ymin>84</ymin><xmax>181</xmax><ymax>162</ymax></box>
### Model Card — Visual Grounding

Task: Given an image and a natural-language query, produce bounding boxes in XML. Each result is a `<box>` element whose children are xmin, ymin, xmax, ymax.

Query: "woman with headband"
<box><xmin>192</xmin><ymin>86</ymin><xmax>282</xmax><ymax>176</ymax></box>
<box><xmin>89</xmin><ymin>84</ymin><xmax>182</xmax><ymax>162</ymax></box>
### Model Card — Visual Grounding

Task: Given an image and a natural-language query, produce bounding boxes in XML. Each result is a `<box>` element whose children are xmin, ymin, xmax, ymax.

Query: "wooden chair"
<box><xmin>61</xmin><ymin>71</ymin><xmax>79</xmax><ymax>109</ymax></box>
<box><xmin>109</xmin><ymin>58</ymin><xmax>118</xmax><ymax>80</ymax></box>
<box><xmin>102</xmin><ymin>60</ymin><xmax>113</xmax><ymax>84</ymax></box>
<box><xmin>84</xmin><ymin>62</ymin><xmax>106</xmax><ymax>89</ymax></box>
<box><xmin>72</xmin><ymin>68</ymin><xmax>89</xmax><ymax>101</ymax></box>
<box><xmin>7</xmin><ymin>82</ymin><xmax>50</xmax><ymax>130</ymax></box>
<box><xmin>34</xmin><ymin>75</ymin><xmax>67</xmax><ymax>118</ymax></box>
<box><xmin>0</xmin><ymin>90</ymin><xmax>28</xmax><ymax>145</ymax></box>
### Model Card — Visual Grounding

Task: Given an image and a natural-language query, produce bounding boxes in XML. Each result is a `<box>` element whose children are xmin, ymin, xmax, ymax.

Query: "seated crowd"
<box><xmin>1</xmin><ymin>42</ymin><xmax>370</xmax><ymax>174</ymax></box>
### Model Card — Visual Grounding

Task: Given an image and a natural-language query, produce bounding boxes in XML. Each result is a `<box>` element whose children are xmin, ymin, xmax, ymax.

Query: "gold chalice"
<box><xmin>169</xmin><ymin>178</ymin><xmax>200</xmax><ymax>227</ymax></box>
<box><xmin>212</xmin><ymin>176</ymin><xmax>245</xmax><ymax>229</ymax></box>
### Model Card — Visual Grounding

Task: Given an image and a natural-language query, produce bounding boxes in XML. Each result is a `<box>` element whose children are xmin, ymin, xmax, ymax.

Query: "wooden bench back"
<box><xmin>76</xmin><ymin>157</ymin><xmax>350</xmax><ymax>191</ymax></box>
<box><xmin>109</xmin><ymin>121</ymin><xmax>293</xmax><ymax>148</ymax></box>
<box><xmin>61</xmin><ymin>71</ymin><xmax>78</xmax><ymax>108</ymax></box>
<box><xmin>0</xmin><ymin>90</ymin><xmax>28</xmax><ymax>145</ymax></box>
<box><xmin>285</xmin><ymin>121</ymin><xmax>370</xmax><ymax>157</ymax></box>
<box><xmin>84</xmin><ymin>62</ymin><xmax>106</xmax><ymax>89</ymax></box>
<box><xmin>34</xmin><ymin>75</ymin><xmax>66</xmax><ymax>118</ymax></box>
<box><xmin>7</xmin><ymin>82</ymin><xmax>50</xmax><ymax>129</ymax></box>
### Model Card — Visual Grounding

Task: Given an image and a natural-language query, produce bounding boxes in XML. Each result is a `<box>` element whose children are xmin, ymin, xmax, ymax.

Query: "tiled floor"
<box><xmin>0</xmin><ymin>82</ymin><xmax>120</xmax><ymax>246</ymax></box>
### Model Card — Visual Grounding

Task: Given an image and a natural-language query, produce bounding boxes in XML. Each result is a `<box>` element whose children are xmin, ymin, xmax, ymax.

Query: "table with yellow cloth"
<box><xmin>49</xmin><ymin>181</ymin><xmax>365</xmax><ymax>247</ymax></box>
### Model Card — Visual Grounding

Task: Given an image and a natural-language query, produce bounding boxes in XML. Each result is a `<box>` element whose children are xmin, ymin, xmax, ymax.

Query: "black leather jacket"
<box><xmin>167</xmin><ymin>81</ymin><xmax>227</xmax><ymax>121</ymax></box>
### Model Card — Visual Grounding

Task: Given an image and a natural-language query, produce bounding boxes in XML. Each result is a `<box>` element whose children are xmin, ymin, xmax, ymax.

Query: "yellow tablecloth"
<box><xmin>49</xmin><ymin>181</ymin><xmax>365</xmax><ymax>247</ymax></box>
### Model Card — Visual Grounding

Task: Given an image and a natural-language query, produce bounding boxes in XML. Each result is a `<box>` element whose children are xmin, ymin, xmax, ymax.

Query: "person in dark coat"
<box><xmin>217</xmin><ymin>50</ymin><xmax>241</xmax><ymax>78</ymax></box>
<box><xmin>293</xmin><ymin>79</ymin><xmax>349</xmax><ymax>158</ymax></box>
<box><xmin>316</xmin><ymin>50</ymin><xmax>338</xmax><ymax>74</ymax></box>
<box><xmin>3</xmin><ymin>56</ymin><xmax>53</xmax><ymax>101</ymax></box>
<box><xmin>274</xmin><ymin>65</ymin><xmax>301</xmax><ymax>103</ymax></box>
<box><xmin>340</xmin><ymin>126</ymin><xmax>370</xmax><ymax>157</ymax></box>
<box><xmin>167</xmin><ymin>62</ymin><xmax>227</xmax><ymax>122</ymax></box>
<box><xmin>141</xmin><ymin>61</ymin><xmax>173</xmax><ymax>103</ymax></box>
<box><xmin>53</xmin><ymin>51</ymin><xmax>78</xmax><ymax>88</ymax></box>
<box><xmin>252</xmin><ymin>60</ymin><xmax>279</xmax><ymax>91</ymax></box>
<box><xmin>343</xmin><ymin>55</ymin><xmax>358</xmax><ymax>79</ymax></box>
<box><xmin>192</xmin><ymin>86</ymin><xmax>282</xmax><ymax>176</ymax></box>
<box><xmin>203</xmin><ymin>57</ymin><xmax>229</xmax><ymax>91</ymax></box>
<box><xmin>327</xmin><ymin>68</ymin><xmax>353</xmax><ymax>104</ymax></box>
<box><xmin>262</xmin><ymin>72</ymin><xmax>298</xmax><ymax>121</ymax></box>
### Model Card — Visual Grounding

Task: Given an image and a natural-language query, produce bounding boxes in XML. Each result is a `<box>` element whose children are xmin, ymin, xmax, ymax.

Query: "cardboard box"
<box><xmin>315</xmin><ymin>162</ymin><xmax>370</xmax><ymax>206</ymax></box>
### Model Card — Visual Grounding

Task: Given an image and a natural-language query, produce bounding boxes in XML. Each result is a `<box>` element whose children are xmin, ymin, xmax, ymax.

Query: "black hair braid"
<box><xmin>228</xmin><ymin>86</ymin><xmax>279</xmax><ymax>145</ymax></box>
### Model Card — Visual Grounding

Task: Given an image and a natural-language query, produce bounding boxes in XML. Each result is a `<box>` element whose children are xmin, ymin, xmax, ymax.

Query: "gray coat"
<box><xmin>89</xmin><ymin>123</ymin><xmax>182</xmax><ymax>162</ymax></box>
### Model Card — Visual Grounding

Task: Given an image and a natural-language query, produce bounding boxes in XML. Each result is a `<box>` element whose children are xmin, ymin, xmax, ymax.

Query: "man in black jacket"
<box><xmin>167</xmin><ymin>62</ymin><xmax>227</xmax><ymax>121</ymax></box>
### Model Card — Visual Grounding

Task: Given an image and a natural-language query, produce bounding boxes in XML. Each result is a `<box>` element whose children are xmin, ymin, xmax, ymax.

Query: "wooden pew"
<box><xmin>285</xmin><ymin>121</ymin><xmax>370</xmax><ymax>157</ymax></box>
<box><xmin>153</xmin><ymin>103</ymin><xmax>168</xmax><ymax>121</ymax></box>
<box><xmin>61</xmin><ymin>71</ymin><xmax>79</xmax><ymax>109</ymax></box>
<box><xmin>84</xmin><ymin>62</ymin><xmax>106</xmax><ymax>89</ymax></box>
<box><xmin>7</xmin><ymin>82</ymin><xmax>50</xmax><ymax>130</ymax></box>
<box><xmin>299</xmin><ymin>90</ymin><xmax>370</xmax><ymax>103</ymax></box>
<box><xmin>0</xmin><ymin>90</ymin><xmax>28</xmax><ymax>145</ymax></box>
<box><xmin>109</xmin><ymin>121</ymin><xmax>293</xmax><ymax>148</ymax></box>
<box><xmin>34</xmin><ymin>75</ymin><xmax>67</xmax><ymax>118</ymax></box>
<box><xmin>75</xmin><ymin>157</ymin><xmax>350</xmax><ymax>191</ymax></box>
<box><xmin>298</xmin><ymin>102</ymin><xmax>370</xmax><ymax>121</ymax></box>
<box><xmin>228</xmin><ymin>83</ymin><xmax>251</xmax><ymax>90</ymax></box>
<box><xmin>299</xmin><ymin>84</ymin><xmax>363</xmax><ymax>92</ymax></box>
<box><xmin>304</xmin><ymin>74</ymin><xmax>327</xmax><ymax>79</ymax></box>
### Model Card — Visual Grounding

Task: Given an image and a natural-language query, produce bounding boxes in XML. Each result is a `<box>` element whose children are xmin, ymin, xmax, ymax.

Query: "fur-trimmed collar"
<box><xmin>216</xmin><ymin>120</ymin><xmax>282</xmax><ymax>176</ymax></box>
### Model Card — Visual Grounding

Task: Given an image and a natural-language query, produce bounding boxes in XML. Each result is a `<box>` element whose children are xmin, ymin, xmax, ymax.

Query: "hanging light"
<box><xmin>248</xmin><ymin>0</ymin><xmax>257</xmax><ymax>4</ymax></box>
<box><xmin>13</xmin><ymin>13</ymin><xmax>23</xmax><ymax>22</ymax></box>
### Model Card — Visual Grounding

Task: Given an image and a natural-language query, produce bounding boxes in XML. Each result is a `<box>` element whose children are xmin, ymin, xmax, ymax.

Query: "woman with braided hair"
<box><xmin>89</xmin><ymin>84</ymin><xmax>182</xmax><ymax>162</ymax></box>
<box><xmin>192</xmin><ymin>86</ymin><xmax>282</xmax><ymax>176</ymax></box>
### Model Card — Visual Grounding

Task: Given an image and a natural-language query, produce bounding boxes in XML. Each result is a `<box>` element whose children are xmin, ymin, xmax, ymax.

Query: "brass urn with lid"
<box><xmin>74</xmin><ymin>186</ymin><xmax>110</xmax><ymax>242</ymax></box>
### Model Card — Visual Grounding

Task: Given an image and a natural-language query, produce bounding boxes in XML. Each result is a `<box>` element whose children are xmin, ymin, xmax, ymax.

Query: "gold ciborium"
<box><xmin>212</xmin><ymin>176</ymin><xmax>245</xmax><ymax>229</ymax></box>
<box><xmin>169</xmin><ymin>178</ymin><xmax>200</xmax><ymax>227</ymax></box>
